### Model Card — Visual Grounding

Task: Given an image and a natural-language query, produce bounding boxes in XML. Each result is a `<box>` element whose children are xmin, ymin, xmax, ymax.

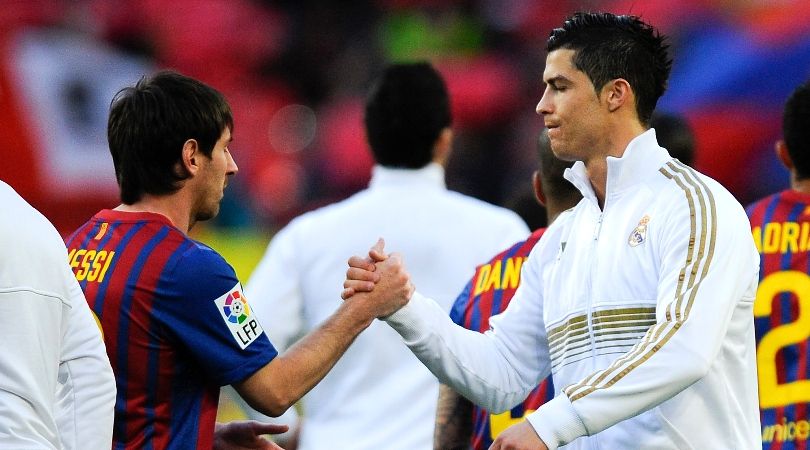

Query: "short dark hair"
<box><xmin>650</xmin><ymin>111</ymin><xmax>695</xmax><ymax>166</ymax></box>
<box><xmin>784</xmin><ymin>80</ymin><xmax>810</xmax><ymax>179</ymax></box>
<box><xmin>107</xmin><ymin>70</ymin><xmax>234</xmax><ymax>204</ymax></box>
<box><xmin>364</xmin><ymin>62</ymin><xmax>452</xmax><ymax>169</ymax></box>
<box><xmin>537</xmin><ymin>129</ymin><xmax>579</xmax><ymax>204</ymax></box>
<box><xmin>547</xmin><ymin>12</ymin><xmax>672</xmax><ymax>126</ymax></box>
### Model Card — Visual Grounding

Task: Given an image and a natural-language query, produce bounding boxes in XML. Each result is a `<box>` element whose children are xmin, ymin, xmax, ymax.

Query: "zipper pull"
<box><xmin>593</xmin><ymin>213</ymin><xmax>603</xmax><ymax>241</ymax></box>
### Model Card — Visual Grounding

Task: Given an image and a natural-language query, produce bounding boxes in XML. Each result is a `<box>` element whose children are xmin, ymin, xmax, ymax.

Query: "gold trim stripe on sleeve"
<box><xmin>564</xmin><ymin>163</ymin><xmax>717</xmax><ymax>402</ymax></box>
<box><xmin>672</xmin><ymin>161</ymin><xmax>718</xmax><ymax>319</ymax></box>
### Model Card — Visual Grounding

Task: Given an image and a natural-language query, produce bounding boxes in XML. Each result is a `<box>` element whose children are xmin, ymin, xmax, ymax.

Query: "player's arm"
<box><xmin>233</xmin><ymin>252</ymin><xmax>413</xmax><ymax>417</ymax></box>
<box><xmin>525</xmin><ymin>177</ymin><xmax>760</xmax><ymax>449</ymax></box>
<box><xmin>344</xmin><ymin>240</ymin><xmax>551</xmax><ymax>414</ymax></box>
<box><xmin>237</xmin><ymin>223</ymin><xmax>306</xmax><ymax>443</ymax></box>
<box><xmin>434</xmin><ymin>384</ymin><xmax>474</xmax><ymax>450</ymax></box>
<box><xmin>54</xmin><ymin>266</ymin><xmax>117</xmax><ymax>448</ymax></box>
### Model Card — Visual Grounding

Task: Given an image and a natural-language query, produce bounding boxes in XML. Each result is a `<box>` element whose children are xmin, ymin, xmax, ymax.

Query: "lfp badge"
<box><xmin>215</xmin><ymin>283</ymin><xmax>264</xmax><ymax>349</ymax></box>
<box><xmin>223</xmin><ymin>290</ymin><xmax>250</xmax><ymax>324</ymax></box>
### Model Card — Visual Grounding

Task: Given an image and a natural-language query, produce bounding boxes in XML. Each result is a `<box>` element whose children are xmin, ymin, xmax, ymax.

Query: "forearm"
<box><xmin>385</xmin><ymin>292</ymin><xmax>542</xmax><ymax>412</ymax></box>
<box><xmin>434</xmin><ymin>384</ymin><xmax>473</xmax><ymax>450</ymax></box>
<box><xmin>235</xmin><ymin>300</ymin><xmax>371</xmax><ymax>416</ymax></box>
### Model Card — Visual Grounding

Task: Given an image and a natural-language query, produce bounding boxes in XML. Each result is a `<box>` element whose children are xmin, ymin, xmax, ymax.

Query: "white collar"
<box><xmin>564</xmin><ymin>129</ymin><xmax>672</xmax><ymax>207</ymax></box>
<box><xmin>368</xmin><ymin>163</ymin><xmax>446</xmax><ymax>190</ymax></box>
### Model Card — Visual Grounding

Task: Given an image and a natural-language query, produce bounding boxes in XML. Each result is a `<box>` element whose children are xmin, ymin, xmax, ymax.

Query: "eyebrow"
<box><xmin>545</xmin><ymin>75</ymin><xmax>572</xmax><ymax>87</ymax></box>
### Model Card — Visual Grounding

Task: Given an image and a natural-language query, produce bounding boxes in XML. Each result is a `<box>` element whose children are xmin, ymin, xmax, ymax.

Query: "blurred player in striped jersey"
<box><xmin>435</xmin><ymin>129</ymin><xmax>580</xmax><ymax>449</ymax></box>
<box><xmin>746</xmin><ymin>79</ymin><xmax>810</xmax><ymax>450</ymax></box>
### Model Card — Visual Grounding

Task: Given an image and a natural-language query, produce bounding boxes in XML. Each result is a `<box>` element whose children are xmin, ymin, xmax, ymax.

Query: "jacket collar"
<box><xmin>563</xmin><ymin>129</ymin><xmax>672</xmax><ymax>207</ymax></box>
<box><xmin>369</xmin><ymin>162</ymin><xmax>446</xmax><ymax>190</ymax></box>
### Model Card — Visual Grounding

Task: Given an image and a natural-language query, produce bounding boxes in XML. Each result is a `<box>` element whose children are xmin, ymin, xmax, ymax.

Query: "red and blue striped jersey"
<box><xmin>65</xmin><ymin>210</ymin><xmax>277</xmax><ymax>450</ymax></box>
<box><xmin>448</xmin><ymin>228</ymin><xmax>555</xmax><ymax>450</ymax></box>
<box><xmin>747</xmin><ymin>190</ymin><xmax>810</xmax><ymax>450</ymax></box>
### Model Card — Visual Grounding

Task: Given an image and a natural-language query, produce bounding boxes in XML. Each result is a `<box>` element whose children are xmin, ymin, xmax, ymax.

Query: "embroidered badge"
<box><xmin>214</xmin><ymin>283</ymin><xmax>265</xmax><ymax>349</ymax></box>
<box><xmin>628</xmin><ymin>215</ymin><xmax>650</xmax><ymax>247</ymax></box>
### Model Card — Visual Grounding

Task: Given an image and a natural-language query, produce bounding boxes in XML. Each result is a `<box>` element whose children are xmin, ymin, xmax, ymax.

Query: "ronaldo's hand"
<box><xmin>489</xmin><ymin>421</ymin><xmax>549</xmax><ymax>450</ymax></box>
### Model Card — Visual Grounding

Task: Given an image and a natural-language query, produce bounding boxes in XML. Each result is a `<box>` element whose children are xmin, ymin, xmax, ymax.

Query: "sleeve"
<box><xmin>241</xmin><ymin>224</ymin><xmax>307</xmax><ymax>423</ymax></box>
<box><xmin>526</xmin><ymin>185</ymin><xmax>760</xmax><ymax>449</ymax></box>
<box><xmin>383</xmin><ymin>238</ymin><xmax>553</xmax><ymax>413</ymax></box>
<box><xmin>245</xmin><ymin>223</ymin><xmax>305</xmax><ymax>350</ymax></box>
<box><xmin>160</xmin><ymin>246</ymin><xmax>278</xmax><ymax>386</ymax></box>
<box><xmin>0</xmin><ymin>289</ymin><xmax>62</xmax><ymax>448</ymax></box>
<box><xmin>55</xmin><ymin>272</ymin><xmax>116</xmax><ymax>450</ymax></box>
<box><xmin>448</xmin><ymin>274</ymin><xmax>475</xmax><ymax>326</ymax></box>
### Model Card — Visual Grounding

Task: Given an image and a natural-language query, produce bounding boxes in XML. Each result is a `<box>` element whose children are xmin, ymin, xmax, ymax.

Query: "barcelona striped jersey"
<box><xmin>65</xmin><ymin>210</ymin><xmax>277</xmax><ymax>450</ymax></box>
<box><xmin>747</xmin><ymin>190</ymin><xmax>810</xmax><ymax>450</ymax></box>
<box><xmin>448</xmin><ymin>228</ymin><xmax>555</xmax><ymax>450</ymax></box>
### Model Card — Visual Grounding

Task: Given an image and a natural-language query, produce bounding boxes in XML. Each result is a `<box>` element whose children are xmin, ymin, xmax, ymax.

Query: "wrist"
<box><xmin>337</xmin><ymin>300</ymin><xmax>376</xmax><ymax>332</ymax></box>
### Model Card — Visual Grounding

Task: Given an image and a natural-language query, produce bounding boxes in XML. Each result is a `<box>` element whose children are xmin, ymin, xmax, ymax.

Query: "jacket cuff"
<box><xmin>526</xmin><ymin>394</ymin><xmax>588</xmax><ymax>450</ymax></box>
<box><xmin>383</xmin><ymin>291</ymin><xmax>431</xmax><ymax>343</ymax></box>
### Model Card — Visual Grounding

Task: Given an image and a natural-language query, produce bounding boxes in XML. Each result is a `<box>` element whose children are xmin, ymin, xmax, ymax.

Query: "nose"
<box><xmin>226</xmin><ymin>151</ymin><xmax>239</xmax><ymax>176</ymax></box>
<box><xmin>536</xmin><ymin>86</ymin><xmax>552</xmax><ymax>116</ymax></box>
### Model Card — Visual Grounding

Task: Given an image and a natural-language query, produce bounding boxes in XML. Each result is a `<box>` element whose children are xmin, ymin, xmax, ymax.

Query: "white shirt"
<box><xmin>384</xmin><ymin>131</ymin><xmax>762</xmax><ymax>449</ymax></box>
<box><xmin>0</xmin><ymin>181</ymin><xmax>116</xmax><ymax>449</ymax></box>
<box><xmin>246</xmin><ymin>163</ymin><xmax>529</xmax><ymax>450</ymax></box>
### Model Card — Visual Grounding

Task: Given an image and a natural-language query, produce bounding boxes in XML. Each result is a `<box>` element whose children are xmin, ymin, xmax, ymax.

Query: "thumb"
<box><xmin>369</xmin><ymin>237</ymin><xmax>387</xmax><ymax>262</ymax></box>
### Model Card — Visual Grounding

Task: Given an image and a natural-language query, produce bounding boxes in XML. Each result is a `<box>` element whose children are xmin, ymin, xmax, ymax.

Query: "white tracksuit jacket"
<box><xmin>385</xmin><ymin>130</ymin><xmax>762</xmax><ymax>449</ymax></box>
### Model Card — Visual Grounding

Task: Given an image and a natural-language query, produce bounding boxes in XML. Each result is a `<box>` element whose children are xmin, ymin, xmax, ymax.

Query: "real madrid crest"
<box><xmin>628</xmin><ymin>214</ymin><xmax>650</xmax><ymax>247</ymax></box>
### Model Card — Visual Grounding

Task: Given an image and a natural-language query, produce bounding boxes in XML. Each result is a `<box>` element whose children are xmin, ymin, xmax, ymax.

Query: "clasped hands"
<box><xmin>340</xmin><ymin>238</ymin><xmax>414</xmax><ymax>319</ymax></box>
<box><xmin>341</xmin><ymin>240</ymin><xmax>549</xmax><ymax>450</ymax></box>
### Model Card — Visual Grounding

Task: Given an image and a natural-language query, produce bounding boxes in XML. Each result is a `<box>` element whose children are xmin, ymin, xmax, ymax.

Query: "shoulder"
<box><xmin>745</xmin><ymin>190</ymin><xmax>792</xmax><ymax>219</ymax></box>
<box><xmin>652</xmin><ymin>165</ymin><xmax>753</xmax><ymax>251</ymax></box>
<box><xmin>0</xmin><ymin>182</ymin><xmax>69</xmax><ymax>270</ymax></box>
<box><xmin>168</xmin><ymin>239</ymin><xmax>238</xmax><ymax>295</ymax></box>
<box><xmin>494</xmin><ymin>228</ymin><xmax>547</xmax><ymax>261</ymax></box>
<box><xmin>442</xmin><ymin>191</ymin><xmax>529</xmax><ymax>230</ymax></box>
<box><xmin>275</xmin><ymin>191</ymin><xmax>373</xmax><ymax>236</ymax></box>
<box><xmin>176</xmin><ymin>239</ymin><xmax>232</xmax><ymax>271</ymax></box>
<box><xmin>655</xmin><ymin>164</ymin><xmax>745</xmax><ymax>218</ymax></box>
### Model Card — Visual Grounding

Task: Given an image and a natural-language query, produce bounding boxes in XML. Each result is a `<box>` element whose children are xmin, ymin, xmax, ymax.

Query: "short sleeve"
<box><xmin>158</xmin><ymin>243</ymin><xmax>277</xmax><ymax>386</ymax></box>
<box><xmin>449</xmin><ymin>278</ymin><xmax>474</xmax><ymax>326</ymax></box>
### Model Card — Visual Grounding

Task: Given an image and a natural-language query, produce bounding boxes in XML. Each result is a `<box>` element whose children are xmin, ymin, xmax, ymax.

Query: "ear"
<box><xmin>603</xmin><ymin>78</ymin><xmax>632</xmax><ymax>113</ymax></box>
<box><xmin>775</xmin><ymin>139</ymin><xmax>793</xmax><ymax>171</ymax></box>
<box><xmin>180</xmin><ymin>139</ymin><xmax>201</xmax><ymax>176</ymax></box>
<box><xmin>432</xmin><ymin>127</ymin><xmax>454</xmax><ymax>165</ymax></box>
<box><xmin>532</xmin><ymin>170</ymin><xmax>546</xmax><ymax>206</ymax></box>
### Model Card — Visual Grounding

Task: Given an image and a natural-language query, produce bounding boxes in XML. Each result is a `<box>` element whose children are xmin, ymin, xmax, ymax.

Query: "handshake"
<box><xmin>340</xmin><ymin>238</ymin><xmax>414</xmax><ymax>320</ymax></box>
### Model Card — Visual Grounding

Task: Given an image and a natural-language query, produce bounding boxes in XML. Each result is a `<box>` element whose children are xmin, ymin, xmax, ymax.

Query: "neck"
<box><xmin>546</xmin><ymin>200</ymin><xmax>570</xmax><ymax>225</ymax></box>
<box><xmin>114</xmin><ymin>193</ymin><xmax>193</xmax><ymax>234</ymax></box>
<box><xmin>793</xmin><ymin>178</ymin><xmax>810</xmax><ymax>194</ymax></box>
<box><xmin>584</xmin><ymin>122</ymin><xmax>647</xmax><ymax>208</ymax></box>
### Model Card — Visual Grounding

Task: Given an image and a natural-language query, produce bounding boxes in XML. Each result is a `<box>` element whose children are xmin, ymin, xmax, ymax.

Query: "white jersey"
<box><xmin>245</xmin><ymin>163</ymin><xmax>529</xmax><ymax>450</ymax></box>
<box><xmin>0</xmin><ymin>181</ymin><xmax>116</xmax><ymax>449</ymax></box>
<box><xmin>384</xmin><ymin>131</ymin><xmax>762</xmax><ymax>449</ymax></box>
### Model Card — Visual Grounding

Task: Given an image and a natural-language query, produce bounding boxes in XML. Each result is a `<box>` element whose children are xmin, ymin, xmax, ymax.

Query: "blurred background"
<box><xmin>2</xmin><ymin>0</ymin><xmax>809</xmax><ymax>426</ymax></box>
<box><xmin>4</xmin><ymin>0</ymin><xmax>810</xmax><ymax>238</ymax></box>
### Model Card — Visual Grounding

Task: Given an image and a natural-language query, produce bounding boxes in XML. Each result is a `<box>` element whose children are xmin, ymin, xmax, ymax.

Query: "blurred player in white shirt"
<box><xmin>0</xmin><ymin>180</ymin><xmax>116</xmax><ymax>449</ymax></box>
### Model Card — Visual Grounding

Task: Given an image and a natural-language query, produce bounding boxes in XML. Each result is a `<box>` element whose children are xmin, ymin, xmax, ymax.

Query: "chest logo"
<box><xmin>628</xmin><ymin>215</ymin><xmax>650</xmax><ymax>247</ymax></box>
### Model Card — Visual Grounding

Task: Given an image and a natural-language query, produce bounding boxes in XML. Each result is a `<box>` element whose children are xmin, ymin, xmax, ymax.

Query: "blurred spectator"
<box><xmin>0</xmin><ymin>0</ymin><xmax>806</xmax><ymax>232</ymax></box>
<box><xmin>243</xmin><ymin>62</ymin><xmax>528</xmax><ymax>450</ymax></box>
